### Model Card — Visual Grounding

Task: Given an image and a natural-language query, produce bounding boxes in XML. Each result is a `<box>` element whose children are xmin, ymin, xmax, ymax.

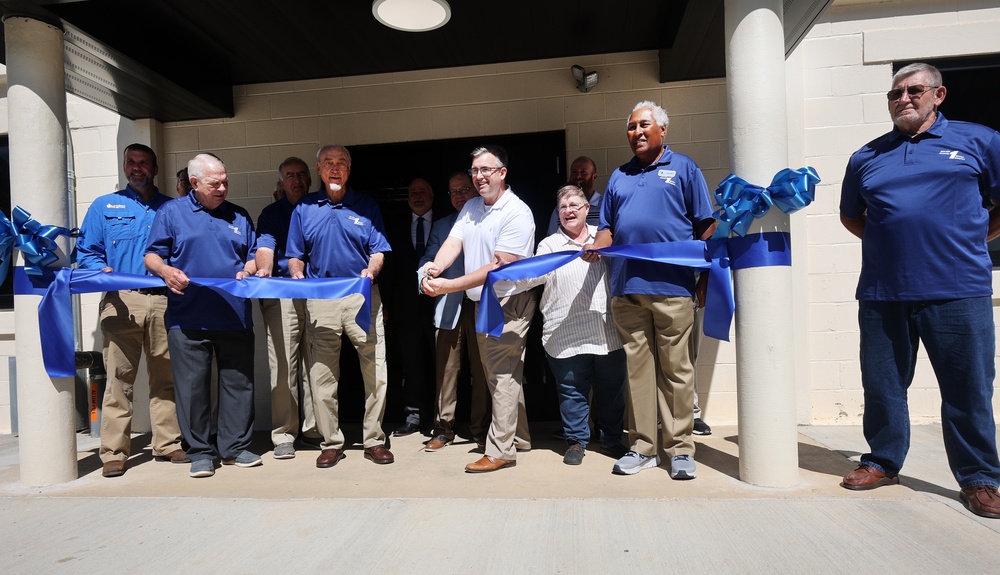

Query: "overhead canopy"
<box><xmin>0</xmin><ymin>0</ymin><xmax>831</xmax><ymax>122</ymax></box>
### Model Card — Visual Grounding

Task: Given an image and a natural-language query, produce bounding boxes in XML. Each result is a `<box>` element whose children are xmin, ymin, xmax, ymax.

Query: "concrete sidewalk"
<box><xmin>0</xmin><ymin>423</ymin><xmax>997</xmax><ymax>574</ymax></box>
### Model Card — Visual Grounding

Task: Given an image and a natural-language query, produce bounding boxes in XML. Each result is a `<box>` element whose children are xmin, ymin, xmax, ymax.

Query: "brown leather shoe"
<box><xmin>960</xmin><ymin>485</ymin><xmax>1000</xmax><ymax>519</ymax></box>
<box><xmin>424</xmin><ymin>435</ymin><xmax>452</xmax><ymax>452</ymax></box>
<box><xmin>155</xmin><ymin>449</ymin><xmax>191</xmax><ymax>464</ymax></box>
<box><xmin>364</xmin><ymin>444</ymin><xmax>395</xmax><ymax>464</ymax></box>
<box><xmin>841</xmin><ymin>464</ymin><xmax>899</xmax><ymax>490</ymax></box>
<box><xmin>102</xmin><ymin>460</ymin><xmax>126</xmax><ymax>478</ymax></box>
<box><xmin>465</xmin><ymin>455</ymin><xmax>516</xmax><ymax>473</ymax></box>
<box><xmin>316</xmin><ymin>448</ymin><xmax>345</xmax><ymax>468</ymax></box>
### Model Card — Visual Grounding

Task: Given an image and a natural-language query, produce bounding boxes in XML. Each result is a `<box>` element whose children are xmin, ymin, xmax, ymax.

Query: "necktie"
<box><xmin>415</xmin><ymin>216</ymin><xmax>425</xmax><ymax>257</ymax></box>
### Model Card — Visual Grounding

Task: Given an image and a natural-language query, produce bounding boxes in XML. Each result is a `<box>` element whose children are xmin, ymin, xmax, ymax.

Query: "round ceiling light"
<box><xmin>373</xmin><ymin>0</ymin><xmax>451</xmax><ymax>32</ymax></box>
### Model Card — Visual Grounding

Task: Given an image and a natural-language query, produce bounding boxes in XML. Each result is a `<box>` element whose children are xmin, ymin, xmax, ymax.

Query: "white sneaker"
<box><xmin>612</xmin><ymin>451</ymin><xmax>659</xmax><ymax>475</ymax></box>
<box><xmin>670</xmin><ymin>454</ymin><xmax>697</xmax><ymax>480</ymax></box>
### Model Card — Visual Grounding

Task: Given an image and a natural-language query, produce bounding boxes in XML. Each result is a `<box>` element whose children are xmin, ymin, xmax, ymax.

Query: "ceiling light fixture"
<box><xmin>571</xmin><ymin>65</ymin><xmax>599</xmax><ymax>93</ymax></box>
<box><xmin>373</xmin><ymin>0</ymin><xmax>451</xmax><ymax>32</ymax></box>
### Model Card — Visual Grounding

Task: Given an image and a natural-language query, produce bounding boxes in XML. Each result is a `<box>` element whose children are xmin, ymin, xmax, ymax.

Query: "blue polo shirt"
<box><xmin>76</xmin><ymin>186</ymin><xmax>170</xmax><ymax>274</ymax></box>
<box><xmin>256</xmin><ymin>197</ymin><xmax>295</xmax><ymax>277</ymax></box>
<box><xmin>840</xmin><ymin>113</ymin><xmax>1000</xmax><ymax>301</ymax></box>
<box><xmin>600</xmin><ymin>146</ymin><xmax>714</xmax><ymax>297</ymax></box>
<box><xmin>145</xmin><ymin>192</ymin><xmax>257</xmax><ymax>330</ymax></box>
<box><xmin>286</xmin><ymin>187</ymin><xmax>391</xmax><ymax>278</ymax></box>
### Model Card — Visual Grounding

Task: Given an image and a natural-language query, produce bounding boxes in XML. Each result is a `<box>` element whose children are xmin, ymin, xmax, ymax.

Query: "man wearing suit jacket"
<box><xmin>385</xmin><ymin>178</ymin><xmax>438</xmax><ymax>437</ymax></box>
<box><xmin>421</xmin><ymin>173</ymin><xmax>489</xmax><ymax>451</ymax></box>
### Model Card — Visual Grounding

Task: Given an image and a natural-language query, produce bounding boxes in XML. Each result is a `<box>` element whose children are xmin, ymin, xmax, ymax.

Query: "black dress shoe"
<box><xmin>392</xmin><ymin>422</ymin><xmax>420</xmax><ymax>437</ymax></box>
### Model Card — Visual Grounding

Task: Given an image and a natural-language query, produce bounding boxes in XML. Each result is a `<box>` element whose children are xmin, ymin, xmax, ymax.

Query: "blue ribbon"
<box><xmin>2</xmin><ymin>207</ymin><xmax>79</xmax><ymax>278</ymax></box>
<box><xmin>37</xmin><ymin>268</ymin><xmax>371</xmax><ymax>378</ymax></box>
<box><xmin>478</xmin><ymin>240</ymin><xmax>735</xmax><ymax>341</ymax></box>
<box><xmin>711</xmin><ymin>167</ymin><xmax>820</xmax><ymax>238</ymax></box>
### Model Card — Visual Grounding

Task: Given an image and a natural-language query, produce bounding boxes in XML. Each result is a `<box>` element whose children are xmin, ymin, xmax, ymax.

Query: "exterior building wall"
<box><xmin>2</xmin><ymin>0</ymin><xmax>1000</xmax><ymax>433</ymax></box>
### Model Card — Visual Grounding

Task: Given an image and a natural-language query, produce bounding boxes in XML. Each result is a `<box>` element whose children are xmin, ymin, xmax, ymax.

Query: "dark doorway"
<box><xmin>334</xmin><ymin>131</ymin><xmax>567</xmax><ymax>431</ymax></box>
<box><xmin>1</xmin><ymin>136</ymin><xmax>11</xmax><ymax>309</ymax></box>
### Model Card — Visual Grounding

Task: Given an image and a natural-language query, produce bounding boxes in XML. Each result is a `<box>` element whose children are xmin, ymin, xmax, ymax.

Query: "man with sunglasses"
<box><xmin>840</xmin><ymin>62</ymin><xmax>1000</xmax><ymax>519</ymax></box>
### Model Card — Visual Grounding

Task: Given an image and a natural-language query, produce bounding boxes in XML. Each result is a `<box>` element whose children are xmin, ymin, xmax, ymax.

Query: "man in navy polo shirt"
<box><xmin>840</xmin><ymin>62</ymin><xmax>1000</xmax><ymax>519</ymax></box>
<box><xmin>144</xmin><ymin>153</ymin><xmax>261</xmax><ymax>478</ymax></box>
<box><xmin>77</xmin><ymin>143</ymin><xmax>186</xmax><ymax>478</ymax></box>
<box><xmin>582</xmin><ymin>101</ymin><xmax>716</xmax><ymax>480</ymax></box>
<box><xmin>286</xmin><ymin>144</ymin><xmax>395</xmax><ymax>469</ymax></box>
<box><xmin>253</xmin><ymin>156</ymin><xmax>322</xmax><ymax>461</ymax></box>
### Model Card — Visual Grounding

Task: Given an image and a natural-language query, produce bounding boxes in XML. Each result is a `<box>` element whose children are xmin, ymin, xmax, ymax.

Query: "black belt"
<box><xmin>124</xmin><ymin>287</ymin><xmax>167</xmax><ymax>296</ymax></box>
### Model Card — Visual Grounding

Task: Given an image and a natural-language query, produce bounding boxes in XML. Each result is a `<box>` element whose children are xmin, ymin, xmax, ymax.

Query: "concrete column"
<box><xmin>5</xmin><ymin>16</ymin><xmax>76</xmax><ymax>486</ymax></box>
<box><xmin>724</xmin><ymin>0</ymin><xmax>799</xmax><ymax>487</ymax></box>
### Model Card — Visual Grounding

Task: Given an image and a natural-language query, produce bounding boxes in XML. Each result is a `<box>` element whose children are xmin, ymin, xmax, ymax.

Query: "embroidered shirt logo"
<box><xmin>939</xmin><ymin>150</ymin><xmax>966</xmax><ymax>161</ymax></box>
<box><xmin>106</xmin><ymin>203</ymin><xmax>126</xmax><ymax>209</ymax></box>
<box><xmin>348</xmin><ymin>216</ymin><xmax>365</xmax><ymax>226</ymax></box>
<box><xmin>657</xmin><ymin>169</ymin><xmax>677</xmax><ymax>186</ymax></box>
<box><xmin>228</xmin><ymin>225</ymin><xmax>241</xmax><ymax>235</ymax></box>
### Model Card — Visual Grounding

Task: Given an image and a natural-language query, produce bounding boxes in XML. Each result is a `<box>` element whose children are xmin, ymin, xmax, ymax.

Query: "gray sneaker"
<box><xmin>223</xmin><ymin>451</ymin><xmax>262</xmax><ymax>468</ymax></box>
<box><xmin>273</xmin><ymin>443</ymin><xmax>295</xmax><ymax>460</ymax></box>
<box><xmin>563</xmin><ymin>442</ymin><xmax>586</xmax><ymax>465</ymax></box>
<box><xmin>612</xmin><ymin>451</ymin><xmax>659</xmax><ymax>475</ymax></box>
<box><xmin>670</xmin><ymin>454</ymin><xmax>697</xmax><ymax>480</ymax></box>
<box><xmin>189</xmin><ymin>459</ymin><xmax>215</xmax><ymax>478</ymax></box>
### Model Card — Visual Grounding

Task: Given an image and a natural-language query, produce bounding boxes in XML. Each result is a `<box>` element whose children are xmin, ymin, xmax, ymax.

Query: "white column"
<box><xmin>724</xmin><ymin>0</ymin><xmax>799</xmax><ymax>487</ymax></box>
<box><xmin>5</xmin><ymin>16</ymin><xmax>76</xmax><ymax>486</ymax></box>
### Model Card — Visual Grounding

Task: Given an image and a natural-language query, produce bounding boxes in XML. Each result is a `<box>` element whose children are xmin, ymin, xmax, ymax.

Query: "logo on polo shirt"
<box><xmin>939</xmin><ymin>150</ymin><xmax>966</xmax><ymax>161</ymax></box>
<box><xmin>106</xmin><ymin>203</ymin><xmax>126</xmax><ymax>209</ymax></box>
<box><xmin>228</xmin><ymin>225</ymin><xmax>241</xmax><ymax>235</ymax></box>
<box><xmin>657</xmin><ymin>169</ymin><xmax>677</xmax><ymax>186</ymax></box>
<box><xmin>348</xmin><ymin>216</ymin><xmax>365</xmax><ymax>226</ymax></box>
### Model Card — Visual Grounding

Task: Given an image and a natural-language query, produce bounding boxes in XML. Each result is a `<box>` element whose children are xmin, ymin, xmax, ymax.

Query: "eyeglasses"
<box><xmin>449</xmin><ymin>186</ymin><xmax>475</xmax><ymax>196</ymax></box>
<box><xmin>468</xmin><ymin>166</ymin><xmax>503</xmax><ymax>177</ymax></box>
<box><xmin>886</xmin><ymin>85</ymin><xmax>938</xmax><ymax>102</ymax></box>
<box><xmin>558</xmin><ymin>203</ymin><xmax>587</xmax><ymax>212</ymax></box>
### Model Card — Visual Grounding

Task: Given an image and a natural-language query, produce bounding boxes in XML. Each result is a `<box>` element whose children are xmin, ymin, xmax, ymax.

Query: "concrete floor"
<box><xmin>0</xmin><ymin>423</ymin><xmax>998</xmax><ymax>574</ymax></box>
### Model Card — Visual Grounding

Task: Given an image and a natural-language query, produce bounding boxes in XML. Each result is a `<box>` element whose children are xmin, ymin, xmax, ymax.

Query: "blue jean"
<box><xmin>859</xmin><ymin>298</ymin><xmax>1000</xmax><ymax>488</ymax></box>
<box><xmin>546</xmin><ymin>349</ymin><xmax>626</xmax><ymax>448</ymax></box>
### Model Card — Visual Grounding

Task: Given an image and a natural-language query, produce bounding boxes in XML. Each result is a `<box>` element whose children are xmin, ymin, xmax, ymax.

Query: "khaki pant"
<box><xmin>260</xmin><ymin>298</ymin><xmax>318</xmax><ymax>446</ymax></box>
<box><xmin>307</xmin><ymin>287</ymin><xmax>387</xmax><ymax>450</ymax></box>
<box><xmin>99</xmin><ymin>290</ymin><xmax>182</xmax><ymax>463</ymax></box>
<box><xmin>432</xmin><ymin>300</ymin><xmax>490</xmax><ymax>440</ymax></box>
<box><xmin>476</xmin><ymin>291</ymin><xmax>536</xmax><ymax>460</ymax></box>
<box><xmin>612</xmin><ymin>294</ymin><xmax>695</xmax><ymax>459</ymax></box>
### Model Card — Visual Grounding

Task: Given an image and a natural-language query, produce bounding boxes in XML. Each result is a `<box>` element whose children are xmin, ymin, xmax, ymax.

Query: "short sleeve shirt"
<box><xmin>840</xmin><ymin>113</ymin><xmax>1000</xmax><ymax>300</ymax></box>
<box><xmin>449</xmin><ymin>187</ymin><xmax>535</xmax><ymax>302</ymax></box>
<box><xmin>285</xmin><ymin>187</ymin><xmax>391</xmax><ymax>278</ymax></box>
<box><xmin>145</xmin><ymin>192</ymin><xmax>257</xmax><ymax>330</ymax></box>
<box><xmin>255</xmin><ymin>197</ymin><xmax>295</xmax><ymax>277</ymax></box>
<box><xmin>600</xmin><ymin>146</ymin><xmax>714</xmax><ymax>297</ymax></box>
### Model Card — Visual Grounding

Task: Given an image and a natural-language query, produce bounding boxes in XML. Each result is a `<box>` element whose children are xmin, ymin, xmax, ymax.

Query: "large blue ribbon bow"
<box><xmin>0</xmin><ymin>207</ymin><xmax>78</xmax><ymax>285</ymax></box>
<box><xmin>38</xmin><ymin>269</ymin><xmax>372</xmax><ymax>378</ymax></box>
<box><xmin>478</xmin><ymin>240</ymin><xmax>734</xmax><ymax>341</ymax></box>
<box><xmin>712</xmin><ymin>167</ymin><xmax>820</xmax><ymax>238</ymax></box>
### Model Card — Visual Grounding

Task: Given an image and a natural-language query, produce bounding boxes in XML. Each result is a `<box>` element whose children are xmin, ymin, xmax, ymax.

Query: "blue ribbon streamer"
<box><xmin>478</xmin><ymin>240</ymin><xmax>735</xmax><ymax>341</ymax></box>
<box><xmin>36</xmin><ymin>268</ymin><xmax>371</xmax><ymax>379</ymax></box>
<box><xmin>711</xmin><ymin>167</ymin><xmax>820</xmax><ymax>238</ymax></box>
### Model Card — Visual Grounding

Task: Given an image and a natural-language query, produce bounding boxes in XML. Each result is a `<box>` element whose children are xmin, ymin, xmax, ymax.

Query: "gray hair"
<box><xmin>892</xmin><ymin>63</ymin><xmax>943</xmax><ymax>87</ymax></box>
<box><xmin>556</xmin><ymin>184</ymin><xmax>586</xmax><ymax>204</ymax></box>
<box><xmin>630</xmin><ymin>100</ymin><xmax>669</xmax><ymax>128</ymax></box>
<box><xmin>471</xmin><ymin>145</ymin><xmax>508</xmax><ymax>167</ymax></box>
<box><xmin>187</xmin><ymin>153</ymin><xmax>224</xmax><ymax>180</ymax></box>
<box><xmin>316</xmin><ymin>145</ymin><xmax>352</xmax><ymax>166</ymax></box>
